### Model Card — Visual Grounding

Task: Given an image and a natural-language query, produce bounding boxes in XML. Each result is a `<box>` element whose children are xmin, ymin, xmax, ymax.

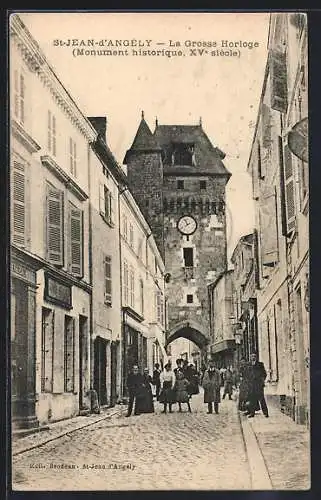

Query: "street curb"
<box><xmin>238</xmin><ymin>411</ymin><xmax>273</xmax><ymax>490</ymax></box>
<box><xmin>12</xmin><ymin>408</ymin><xmax>122</xmax><ymax>457</ymax></box>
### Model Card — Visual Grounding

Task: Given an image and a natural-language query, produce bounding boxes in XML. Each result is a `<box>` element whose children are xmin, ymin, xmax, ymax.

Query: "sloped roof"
<box><xmin>154</xmin><ymin>124</ymin><xmax>231</xmax><ymax>177</ymax></box>
<box><xmin>231</xmin><ymin>233</ymin><xmax>254</xmax><ymax>262</ymax></box>
<box><xmin>124</xmin><ymin>117</ymin><xmax>162</xmax><ymax>163</ymax></box>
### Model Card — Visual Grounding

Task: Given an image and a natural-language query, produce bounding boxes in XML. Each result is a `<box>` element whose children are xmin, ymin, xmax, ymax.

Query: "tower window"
<box><xmin>171</xmin><ymin>143</ymin><xmax>195</xmax><ymax>166</ymax></box>
<box><xmin>200</xmin><ymin>180</ymin><xmax>207</xmax><ymax>190</ymax></box>
<box><xmin>187</xmin><ymin>294</ymin><xmax>194</xmax><ymax>304</ymax></box>
<box><xmin>177</xmin><ymin>180</ymin><xmax>184</xmax><ymax>190</ymax></box>
<box><xmin>183</xmin><ymin>247</ymin><xmax>194</xmax><ymax>267</ymax></box>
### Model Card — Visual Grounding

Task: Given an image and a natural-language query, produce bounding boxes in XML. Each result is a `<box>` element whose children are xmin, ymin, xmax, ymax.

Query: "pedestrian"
<box><xmin>125</xmin><ymin>365</ymin><xmax>144</xmax><ymax>417</ymax></box>
<box><xmin>159</xmin><ymin>362</ymin><xmax>176</xmax><ymax>414</ymax></box>
<box><xmin>174</xmin><ymin>371</ymin><xmax>192</xmax><ymax>413</ymax></box>
<box><xmin>219</xmin><ymin>365</ymin><xmax>227</xmax><ymax>387</ymax></box>
<box><xmin>238</xmin><ymin>358</ymin><xmax>250</xmax><ymax>412</ymax></box>
<box><xmin>247</xmin><ymin>353</ymin><xmax>269</xmax><ymax>418</ymax></box>
<box><xmin>152</xmin><ymin>363</ymin><xmax>161</xmax><ymax>401</ymax></box>
<box><xmin>202</xmin><ymin>359</ymin><xmax>221</xmax><ymax>414</ymax></box>
<box><xmin>186</xmin><ymin>363</ymin><xmax>199</xmax><ymax>396</ymax></box>
<box><xmin>139</xmin><ymin>368</ymin><xmax>154</xmax><ymax>414</ymax></box>
<box><xmin>222</xmin><ymin>366</ymin><xmax>233</xmax><ymax>400</ymax></box>
<box><xmin>174</xmin><ymin>358</ymin><xmax>184</xmax><ymax>377</ymax></box>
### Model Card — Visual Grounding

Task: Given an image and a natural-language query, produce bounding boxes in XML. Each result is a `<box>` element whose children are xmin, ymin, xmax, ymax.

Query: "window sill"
<box><xmin>100</xmin><ymin>213</ymin><xmax>115</xmax><ymax>228</ymax></box>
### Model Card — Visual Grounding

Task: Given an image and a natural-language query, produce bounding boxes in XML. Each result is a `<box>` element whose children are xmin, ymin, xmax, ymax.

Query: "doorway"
<box><xmin>79</xmin><ymin>315</ymin><xmax>88</xmax><ymax>410</ymax></box>
<box><xmin>110</xmin><ymin>341</ymin><xmax>118</xmax><ymax>407</ymax></box>
<box><xmin>93</xmin><ymin>337</ymin><xmax>108</xmax><ymax>406</ymax></box>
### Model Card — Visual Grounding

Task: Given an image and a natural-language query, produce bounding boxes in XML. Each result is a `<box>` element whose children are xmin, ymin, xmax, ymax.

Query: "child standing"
<box><xmin>175</xmin><ymin>371</ymin><xmax>192</xmax><ymax>413</ymax></box>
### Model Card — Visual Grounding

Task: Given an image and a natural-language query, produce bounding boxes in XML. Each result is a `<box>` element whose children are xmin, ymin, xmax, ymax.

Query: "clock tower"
<box><xmin>124</xmin><ymin>116</ymin><xmax>231</xmax><ymax>355</ymax></box>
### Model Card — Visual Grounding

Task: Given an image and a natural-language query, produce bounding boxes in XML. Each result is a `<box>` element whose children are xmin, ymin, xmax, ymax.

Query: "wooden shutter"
<box><xmin>99</xmin><ymin>183</ymin><xmax>105</xmax><ymax>216</ymax></box>
<box><xmin>283</xmin><ymin>143</ymin><xmax>296</xmax><ymax>234</ymax></box>
<box><xmin>46</xmin><ymin>183</ymin><xmax>64</xmax><ymax>265</ymax></box>
<box><xmin>52</xmin><ymin>312</ymin><xmax>64</xmax><ymax>393</ymax></box>
<box><xmin>259</xmin><ymin>187</ymin><xmax>279</xmax><ymax>268</ymax></box>
<box><xmin>270</xmin><ymin>50</ymin><xmax>288</xmax><ymax>113</ymax></box>
<box><xmin>261</xmin><ymin>103</ymin><xmax>272</xmax><ymax>148</ymax></box>
<box><xmin>69</xmin><ymin>203</ymin><xmax>83</xmax><ymax>277</ymax></box>
<box><xmin>41</xmin><ymin>309</ymin><xmax>54</xmax><ymax>392</ymax></box>
<box><xmin>64</xmin><ymin>316</ymin><xmax>75</xmax><ymax>392</ymax></box>
<box><xmin>109</xmin><ymin>192</ymin><xmax>114</xmax><ymax>224</ymax></box>
<box><xmin>12</xmin><ymin>161</ymin><xmax>26</xmax><ymax>246</ymax></box>
<box><xmin>104</xmin><ymin>255</ymin><xmax>112</xmax><ymax>305</ymax></box>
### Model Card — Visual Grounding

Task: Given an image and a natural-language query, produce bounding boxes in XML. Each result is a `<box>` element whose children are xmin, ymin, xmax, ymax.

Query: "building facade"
<box><xmin>10</xmin><ymin>15</ymin><xmax>97</xmax><ymax>427</ymax></box>
<box><xmin>230</xmin><ymin>234</ymin><xmax>259</xmax><ymax>365</ymax></box>
<box><xmin>208</xmin><ymin>270</ymin><xmax>235</xmax><ymax>368</ymax></box>
<box><xmin>87</xmin><ymin>117</ymin><xmax>127</xmax><ymax>408</ymax></box>
<box><xmin>247</xmin><ymin>12</ymin><xmax>309</xmax><ymax>424</ymax></box>
<box><xmin>120</xmin><ymin>188</ymin><xmax>166</xmax><ymax>393</ymax></box>
<box><xmin>124</xmin><ymin>115</ymin><xmax>231</xmax><ymax>358</ymax></box>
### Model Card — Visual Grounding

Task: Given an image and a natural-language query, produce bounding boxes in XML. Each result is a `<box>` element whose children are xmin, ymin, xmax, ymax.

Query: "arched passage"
<box><xmin>165</xmin><ymin>320</ymin><xmax>209</xmax><ymax>350</ymax></box>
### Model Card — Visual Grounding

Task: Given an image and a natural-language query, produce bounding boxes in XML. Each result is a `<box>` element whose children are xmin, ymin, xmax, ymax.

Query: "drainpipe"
<box><xmin>118</xmin><ymin>185</ymin><xmax>128</xmax><ymax>400</ymax></box>
<box><xmin>87</xmin><ymin>143</ymin><xmax>94</xmax><ymax>397</ymax></box>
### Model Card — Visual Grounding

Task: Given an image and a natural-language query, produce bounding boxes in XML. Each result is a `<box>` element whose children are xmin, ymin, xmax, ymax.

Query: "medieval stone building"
<box><xmin>124</xmin><ymin>114</ymin><xmax>231</xmax><ymax>358</ymax></box>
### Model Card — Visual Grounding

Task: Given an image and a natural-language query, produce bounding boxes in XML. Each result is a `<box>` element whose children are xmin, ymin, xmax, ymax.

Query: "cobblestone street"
<box><xmin>13</xmin><ymin>392</ymin><xmax>251</xmax><ymax>491</ymax></box>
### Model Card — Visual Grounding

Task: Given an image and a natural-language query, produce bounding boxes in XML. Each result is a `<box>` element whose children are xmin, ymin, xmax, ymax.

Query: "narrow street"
<box><xmin>13</xmin><ymin>392</ymin><xmax>251</xmax><ymax>491</ymax></box>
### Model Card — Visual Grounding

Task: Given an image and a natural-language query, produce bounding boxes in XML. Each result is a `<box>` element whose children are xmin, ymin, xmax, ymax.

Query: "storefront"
<box><xmin>11</xmin><ymin>247</ymin><xmax>43</xmax><ymax>429</ymax></box>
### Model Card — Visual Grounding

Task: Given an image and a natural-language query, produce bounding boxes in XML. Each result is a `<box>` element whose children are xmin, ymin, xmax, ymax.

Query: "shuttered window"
<box><xmin>99</xmin><ymin>183</ymin><xmax>114</xmax><ymax>225</ymax></box>
<box><xmin>64</xmin><ymin>315</ymin><xmax>75</xmax><ymax>393</ymax></box>
<box><xmin>259</xmin><ymin>187</ymin><xmax>279</xmax><ymax>272</ymax></box>
<box><xmin>129</xmin><ymin>223</ymin><xmax>134</xmax><ymax>248</ymax></box>
<box><xmin>130</xmin><ymin>266</ymin><xmax>135</xmax><ymax>308</ymax></box>
<box><xmin>270</xmin><ymin>49</ymin><xmax>288</xmax><ymax>113</ymax></box>
<box><xmin>69</xmin><ymin>202</ymin><xmax>83</xmax><ymax>277</ymax></box>
<box><xmin>123</xmin><ymin>260</ymin><xmax>129</xmax><ymax>305</ymax></box>
<box><xmin>104</xmin><ymin>255</ymin><xmax>112</xmax><ymax>306</ymax></box>
<box><xmin>12</xmin><ymin>161</ymin><xmax>27</xmax><ymax>246</ymax></box>
<box><xmin>261</xmin><ymin>103</ymin><xmax>272</xmax><ymax>148</ymax></box>
<box><xmin>283</xmin><ymin>143</ymin><xmax>296</xmax><ymax>234</ymax></box>
<box><xmin>41</xmin><ymin>308</ymin><xmax>54</xmax><ymax>393</ymax></box>
<box><xmin>46</xmin><ymin>183</ymin><xmax>64</xmax><ymax>266</ymax></box>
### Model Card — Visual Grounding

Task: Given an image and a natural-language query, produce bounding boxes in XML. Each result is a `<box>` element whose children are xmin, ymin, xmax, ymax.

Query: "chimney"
<box><xmin>87</xmin><ymin>116</ymin><xmax>107</xmax><ymax>142</ymax></box>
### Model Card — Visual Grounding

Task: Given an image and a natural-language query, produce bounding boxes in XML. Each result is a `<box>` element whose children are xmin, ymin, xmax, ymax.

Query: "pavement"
<box><xmin>11</xmin><ymin>390</ymin><xmax>310</xmax><ymax>491</ymax></box>
<box><xmin>240</xmin><ymin>398</ymin><xmax>310</xmax><ymax>490</ymax></box>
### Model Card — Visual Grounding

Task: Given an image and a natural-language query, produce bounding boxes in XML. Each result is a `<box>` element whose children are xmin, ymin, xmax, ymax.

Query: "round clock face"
<box><xmin>177</xmin><ymin>215</ymin><xmax>197</xmax><ymax>235</ymax></box>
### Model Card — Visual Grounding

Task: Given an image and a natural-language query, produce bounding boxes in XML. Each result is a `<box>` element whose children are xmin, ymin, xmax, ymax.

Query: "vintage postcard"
<box><xmin>10</xmin><ymin>11</ymin><xmax>310</xmax><ymax>491</ymax></box>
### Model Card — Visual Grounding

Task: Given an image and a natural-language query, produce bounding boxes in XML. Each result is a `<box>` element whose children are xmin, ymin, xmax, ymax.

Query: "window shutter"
<box><xmin>104</xmin><ymin>255</ymin><xmax>112</xmax><ymax>305</ymax></box>
<box><xmin>99</xmin><ymin>183</ymin><xmax>105</xmax><ymax>216</ymax></box>
<box><xmin>261</xmin><ymin>104</ymin><xmax>272</xmax><ymax>148</ymax></box>
<box><xmin>270</xmin><ymin>50</ymin><xmax>288</xmax><ymax>113</ymax></box>
<box><xmin>44</xmin><ymin>310</ymin><xmax>54</xmax><ymax>392</ymax></box>
<box><xmin>259</xmin><ymin>187</ymin><xmax>279</xmax><ymax>269</ymax></box>
<box><xmin>69</xmin><ymin>203</ymin><xmax>83</xmax><ymax>277</ymax></box>
<box><xmin>283</xmin><ymin>143</ymin><xmax>296</xmax><ymax>234</ymax></box>
<box><xmin>64</xmin><ymin>317</ymin><xmax>75</xmax><ymax>392</ymax></box>
<box><xmin>12</xmin><ymin>161</ymin><xmax>26</xmax><ymax>246</ymax></box>
<box><xmin>46</xmin><ymin>183</ymin><xmax>64</xmax><ymax>265</ymax></box>
<box><xmin>109</xmin><ymin>192</ymin><xmax>114</xmax><ymax>223</ymax></box>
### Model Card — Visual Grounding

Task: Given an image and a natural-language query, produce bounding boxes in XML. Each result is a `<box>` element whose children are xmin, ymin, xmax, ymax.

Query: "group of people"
<box><xmin>125</xmin><ymin>352</ymin><xmax>269</xmax><ymax>419</ymax></box>
<box><xmin>238</xmin><ymin>353</ymin><xmax>269</xmax><ymax>418</ymax></box>
<box><xmin>125</xmin><ymin>359</ymin><xmax>200</xmax><ymax>416</ymax></box>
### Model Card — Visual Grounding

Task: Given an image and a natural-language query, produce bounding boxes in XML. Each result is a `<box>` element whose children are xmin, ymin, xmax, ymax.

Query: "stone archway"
<box><xmin>165</xmin><ymin>320</ymin><xmax>209</xmax><ymax>350</ymax></box>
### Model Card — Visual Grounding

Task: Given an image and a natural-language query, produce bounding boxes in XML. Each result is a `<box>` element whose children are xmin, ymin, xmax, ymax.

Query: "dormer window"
<box><xmin>171</xmin><ymin>143</ymin><xmax>196</xmax><ymax>166</ymax></box>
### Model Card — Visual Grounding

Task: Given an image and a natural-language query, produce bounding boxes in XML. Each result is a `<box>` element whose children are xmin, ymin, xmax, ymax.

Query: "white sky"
<box><xmin>18</xmin><ymin>12</ymin><xmax>270</xmax><ymax>259</ymax></box>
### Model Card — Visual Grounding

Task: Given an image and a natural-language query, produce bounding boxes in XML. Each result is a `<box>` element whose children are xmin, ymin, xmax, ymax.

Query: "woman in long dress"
<box><xmin>138</xmin><ymin>368</ymin><xmax>155</xmax><ymax>414</ymax></box>
<box><xmin>175</xmin><ymin>371</ymin><xmax>192</xmax><ymax>413</ymax></box>
<box><xmin>159</xmin><ymin>363</ymin><xmax>176</xmax><ymax>414</ymax></box>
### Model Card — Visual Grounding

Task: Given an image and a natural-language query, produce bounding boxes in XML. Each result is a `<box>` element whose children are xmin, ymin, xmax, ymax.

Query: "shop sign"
<box><xmin>12</xmin><ymin>260</ymin><xmax>36</xmax><ymax>284</ymax></box>
<box><xmin>44</xmin><ymin>274</ymin><xmax>72</xmax><ymax>308</ymax></box>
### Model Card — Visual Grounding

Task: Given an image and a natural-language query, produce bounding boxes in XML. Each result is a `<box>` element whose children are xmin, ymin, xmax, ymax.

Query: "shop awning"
<box><xmin>287</xmin><ymin>117</ymin><xmax>308</xmax><ymax>163</ymax></box>
<box><xmin>210</xmin><ymin>339</ymin><xmax>236</xmax><ymax>355</ymax></box>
